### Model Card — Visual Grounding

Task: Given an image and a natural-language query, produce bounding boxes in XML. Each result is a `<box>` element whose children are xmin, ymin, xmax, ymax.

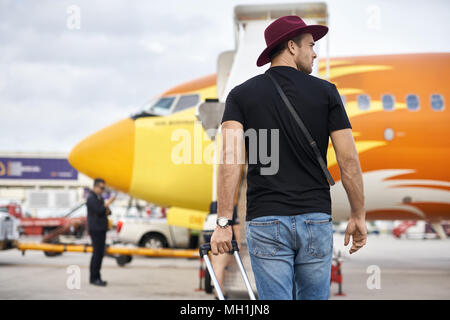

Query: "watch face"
<box><xmin>217</xmin><ymin>217</ymin><xmax>228</xmax><ymax>227</ymax></box>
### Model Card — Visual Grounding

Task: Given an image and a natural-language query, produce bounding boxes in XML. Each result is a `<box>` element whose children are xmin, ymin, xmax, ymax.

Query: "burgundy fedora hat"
<box><xmin>256</xmin><ymin>15</ymin><xmax>328</xmax><ymax>67</ymax></box>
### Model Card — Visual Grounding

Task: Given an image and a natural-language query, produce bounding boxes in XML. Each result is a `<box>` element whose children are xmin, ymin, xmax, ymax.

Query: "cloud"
<box><xmin>0</xmin><ymin>0</ymin><xmax>235</xmax><ymax>153</ymax></box>
<box><xmin>0</xmin><ymin>0</ymin><xmax>448</xmax><ymax>154</ymax></box>
<box><xmin>140</xmin><ymin>40</ymin><xmax>166</xmax><ymax>54</ymax></box>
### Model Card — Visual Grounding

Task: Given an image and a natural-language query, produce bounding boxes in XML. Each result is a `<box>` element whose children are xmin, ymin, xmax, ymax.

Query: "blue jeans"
<box><xmin>245</xmin><ymin>213</ymin><xmax>333</xmax><ymax>300</ymax></box>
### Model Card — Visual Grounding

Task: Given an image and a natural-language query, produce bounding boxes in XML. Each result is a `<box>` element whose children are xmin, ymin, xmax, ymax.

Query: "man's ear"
<box><xmin>287</xmin><ymin>40</ymin><xmax>297</xmax><ymax>55</ymax></box>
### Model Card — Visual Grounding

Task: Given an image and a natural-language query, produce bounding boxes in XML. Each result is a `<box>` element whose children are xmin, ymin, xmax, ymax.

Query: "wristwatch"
<box><xmin>216</xmin><ymin>217</ymin><xmax>233</xmax><ymax>228</ymax></box>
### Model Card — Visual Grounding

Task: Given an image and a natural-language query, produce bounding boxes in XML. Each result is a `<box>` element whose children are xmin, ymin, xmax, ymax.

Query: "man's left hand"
<box><xmin>210</xmin><ymin>226</ymin><xmax>233</xmax><ymax>255</ymax></box>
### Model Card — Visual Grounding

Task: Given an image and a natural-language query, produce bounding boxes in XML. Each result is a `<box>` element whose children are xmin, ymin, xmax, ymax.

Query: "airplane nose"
<box><xmin>68</xmin><ymin>118</ymin><xmax>135</xmax><ymax>193</ymax></box>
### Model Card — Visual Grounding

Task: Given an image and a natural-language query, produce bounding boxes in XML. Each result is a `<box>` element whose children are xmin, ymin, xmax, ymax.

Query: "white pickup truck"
<box><xmin>117</xmin><ymin>217</ymin><xmax>196</xmax><ymax>249</ymax></box>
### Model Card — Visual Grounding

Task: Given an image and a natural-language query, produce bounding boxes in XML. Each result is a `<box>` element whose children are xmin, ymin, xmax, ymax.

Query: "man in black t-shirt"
<box><xmin>210</xmin><ymin>16</ymin><xmax>367</xmax><ymax>300</ymax></box>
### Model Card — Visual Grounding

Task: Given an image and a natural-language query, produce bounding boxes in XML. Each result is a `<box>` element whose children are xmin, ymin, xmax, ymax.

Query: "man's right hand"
<box><xmin>210</xmin><ymin>226</ymin><xmax>233</xmax><ymax>255</ymax></box>
<box><xmin>344</xmin><ymin>215</ymin><xmax>367</xmax><ymax>254</ymax></box>
<box><xmin>105</xmin><ymin>194</ymin><xmax>117</xmax><ymax>207</ymax></box>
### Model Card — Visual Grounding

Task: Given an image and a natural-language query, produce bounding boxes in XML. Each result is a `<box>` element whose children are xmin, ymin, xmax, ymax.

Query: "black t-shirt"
<box><xmin>221</xmin><ymin>66</ymin><xmax>352</xmax><ymax>221</ymax></box>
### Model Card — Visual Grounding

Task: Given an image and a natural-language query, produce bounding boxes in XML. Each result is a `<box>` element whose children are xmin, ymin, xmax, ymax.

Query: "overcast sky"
<box><xmin>1</xmin><ymin>0</ymin><xmax>449</xmax><ymax>154</ymax></box>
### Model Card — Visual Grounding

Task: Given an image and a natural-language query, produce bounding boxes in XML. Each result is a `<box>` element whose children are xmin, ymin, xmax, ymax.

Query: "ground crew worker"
<box><xmin>210</xmin><ymin>15</ymin><xmax>367</xmax><ymax>300</ymax></box>
<box><xmin>86</xmin><ymin>178</ymin><xmax>116</xmax><ymax>286</ymax></box>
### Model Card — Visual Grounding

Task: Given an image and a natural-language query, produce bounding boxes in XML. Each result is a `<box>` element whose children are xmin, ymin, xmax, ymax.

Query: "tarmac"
<box><xmin>0</xmin><ymin>233</ymin><xmax>449</xmax><ymax>300</ymax></box>
<box><xmin>329</xmin><ymin>233</ymin><xmax>450</xmax><ymax>299</ymax></box>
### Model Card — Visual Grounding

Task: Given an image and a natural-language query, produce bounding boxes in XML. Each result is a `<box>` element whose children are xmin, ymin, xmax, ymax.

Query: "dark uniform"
<box><xmin>86</xmin><ymin>190</ymin><xmax>108</xmax><ymax>282</ymax></box>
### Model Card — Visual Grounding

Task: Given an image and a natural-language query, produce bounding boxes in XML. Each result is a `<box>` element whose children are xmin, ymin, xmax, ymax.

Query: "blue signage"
<box><xmin>0</xmin><ymin>157</ymin><xmax>78</xmax><ymax>180</ymax></box>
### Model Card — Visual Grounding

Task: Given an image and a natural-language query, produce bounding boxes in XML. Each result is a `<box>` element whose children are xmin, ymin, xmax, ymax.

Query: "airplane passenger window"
<box><xmin>382</xmin><ymin>94</ymin><xmax>395</xmax><ymax>111</ymax></box>
<box><xmin>173</xmin><ymin>94</ymin><xmax>200</xmax><ymax>113</ymax></box>
<box><xmin>431</xmin><ymin>94</ymin><xmax>444</xmax><ymax>111</ymax></box>
<box><xmin>357</xmin><ymin>94</ymin><xmax>370</xmax><ymax>110</ymax></box>
<box><xmin>406</xmin><ymin>94</ymin><xmax>419</xmax><ymax>111</ymax></box>
<box><xmin>148</xmin><ymin>97</ymin><xmax>175</xmax><ymax>115</ymax></box>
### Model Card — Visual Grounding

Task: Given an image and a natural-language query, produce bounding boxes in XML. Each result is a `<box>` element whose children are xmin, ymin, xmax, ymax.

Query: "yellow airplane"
<box><xmin>68</xmin><ymin>52</ymin><xmax>450</xmax><ymax>227</ymax></box>
<box><xmin>69</xmin><ymin>73</ymin><xmax>220</xmax><ymax>227</ymax></box>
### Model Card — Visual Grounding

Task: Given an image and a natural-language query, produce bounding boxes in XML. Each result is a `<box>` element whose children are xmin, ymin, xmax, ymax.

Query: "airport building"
<box><xmin>0</xmin><ymin>152</ymin><xmax>152</xmax><ymax>218</ymax></box>
<box><xmin>0</xmin><ymin>151</ymin><xmax>93</xmax><ymax>217</ymax></box>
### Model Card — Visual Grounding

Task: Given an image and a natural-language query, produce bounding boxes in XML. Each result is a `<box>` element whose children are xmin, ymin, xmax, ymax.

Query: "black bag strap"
<box><xmin>265</xmin><ymin>71</ymin><xmax>335</xmax><ymax>186</ymax></box>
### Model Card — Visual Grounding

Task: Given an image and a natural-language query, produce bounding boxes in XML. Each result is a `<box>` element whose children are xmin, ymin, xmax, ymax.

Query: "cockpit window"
<box><xmin>147</xmin><ymin>97</ymin><xmax>176</xmax><ymax>116</ymax></box>
<box><xmin>131</xmin><ymin>94</ymin><xmax>201</xmax><ymax>119</ymax></box>
<box><xmin>173</xmin><ymin>94</ymin><xmax>200</xmax><ymax>113</ymax></box>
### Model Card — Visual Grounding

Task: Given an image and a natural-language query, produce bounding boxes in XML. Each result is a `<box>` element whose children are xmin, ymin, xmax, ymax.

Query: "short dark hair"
<box><xmin>269</xmin><ymin>32</ymin><xmax>306</xmax><ymax>62</ymax></box>
<box><xmin>93</xmin><ymin>178</ymin><xmax>105</xmax><ymax>187</ymax></box>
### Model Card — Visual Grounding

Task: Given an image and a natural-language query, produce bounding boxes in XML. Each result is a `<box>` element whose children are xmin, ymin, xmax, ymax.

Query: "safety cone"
<box><xmin>331</xmin><ymin>253</ymin><xmax>346</xmax><ymax>296</ymax></box>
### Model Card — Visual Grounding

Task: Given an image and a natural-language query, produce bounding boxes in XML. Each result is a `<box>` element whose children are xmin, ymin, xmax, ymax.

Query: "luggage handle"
<box><xmin>199</xmin><ymin>240</ymin><xmax>256</xmax><ymax>300</ymax></box>
<box><xmin>199</xmin><ymin>239</ymin><xmax>240</xmax><ymax>256</ymax></box>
